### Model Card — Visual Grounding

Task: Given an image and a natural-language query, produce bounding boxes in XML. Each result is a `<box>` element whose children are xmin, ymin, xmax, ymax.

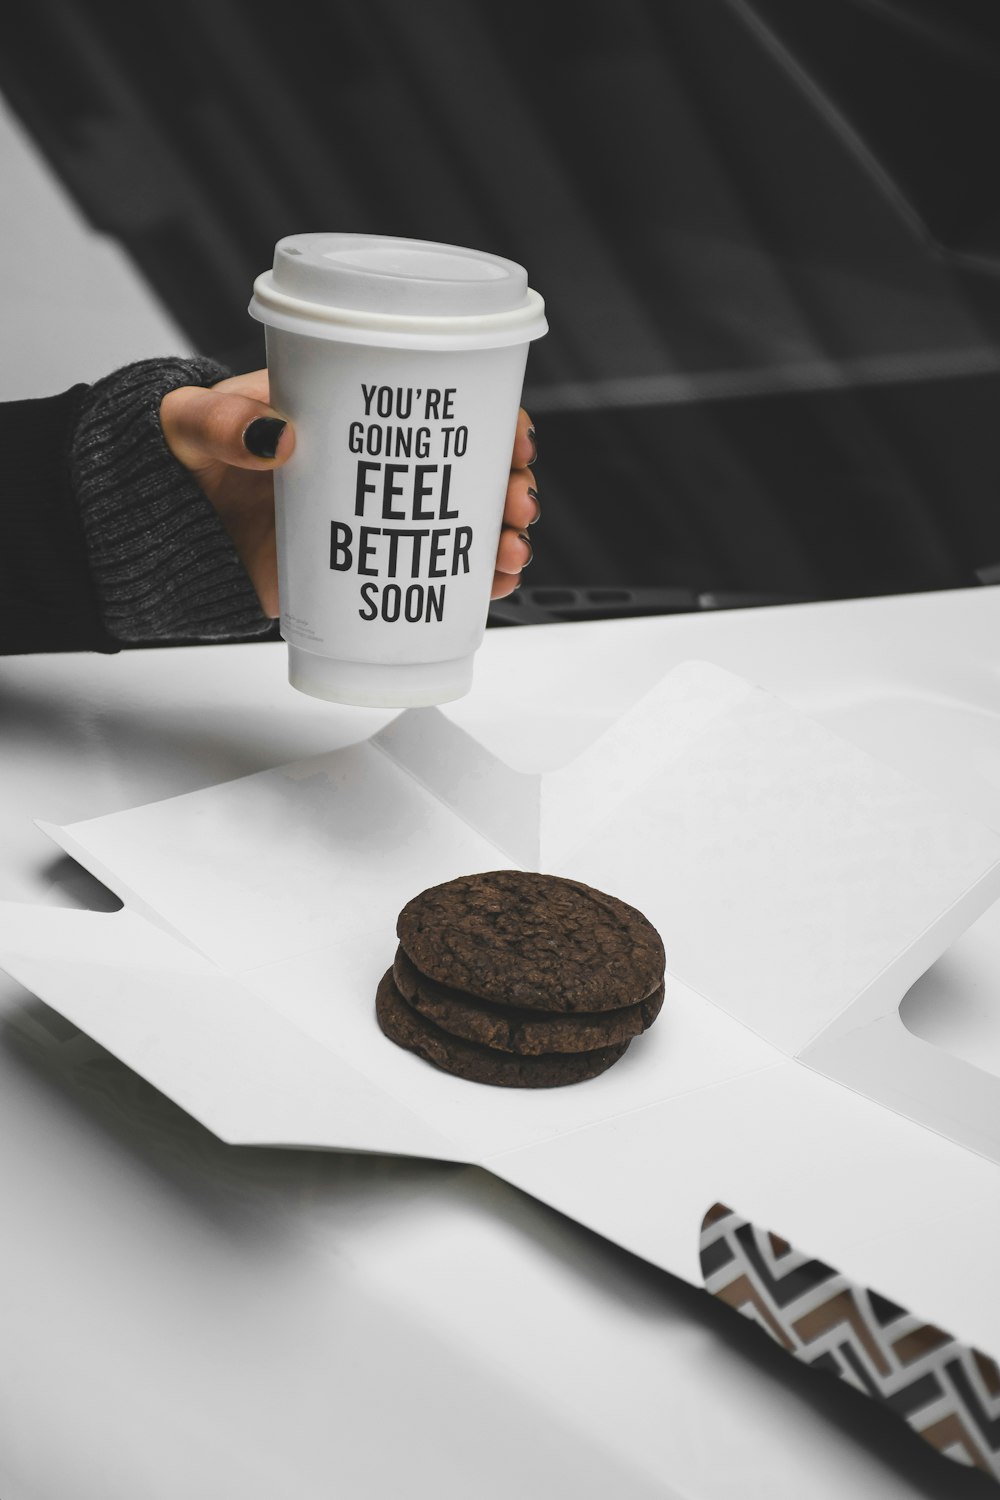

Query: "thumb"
<box><xmin>160</xmin><ymin>385</ymin><xmax>295</xmax><ymax>473</ymax></box>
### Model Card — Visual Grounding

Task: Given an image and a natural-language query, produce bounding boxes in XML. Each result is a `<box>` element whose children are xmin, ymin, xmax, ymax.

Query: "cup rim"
<box><xmin>249</xmin><ymin>273</ymin><xmax>547</xmax><ymax>350</ymax></box>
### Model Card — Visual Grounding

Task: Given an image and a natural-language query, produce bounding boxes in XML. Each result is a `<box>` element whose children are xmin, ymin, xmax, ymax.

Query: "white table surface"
<box><xmin>3</xmin><ymin>588</ymin><xmax>999</xmax><ymax>1500</ymax></box>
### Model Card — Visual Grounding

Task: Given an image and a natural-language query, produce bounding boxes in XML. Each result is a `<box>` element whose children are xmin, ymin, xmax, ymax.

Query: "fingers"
<box><xmin>496</xmin><ymin>524</ymin><xmax>532</xmax><ymax>575</ymax></box>
<box><xmin>160</xmin><ymin>385</ymin><xmax>295</xmax><ymax>475</ymax></box>
<box><xmin>502</xmin><ymin>470</ymin><xmax>541</xmax><ymax>532</ymax></box>
<box><xmin>212</xmin><ymin>368</ymin><xmax>271</xmax><ymax>404</ymax></box>
<box><xmin>510</xmin><ymin>407</ymin><xmax>537</xmax><ymax>472</ymax></box>
<box><xmin>491</xmin><ymin>562</ymin><xmax>525</xmax><ymax>600</ymax></box>
<box><xmin>491</xmin><ymin>525</ymin><xmax>532</xmax><ymax>599</ymax></box>
<box><xmin>493</xmin><ymin>408</ymin><xmax>538</xmax><ymax>598</ymax></box>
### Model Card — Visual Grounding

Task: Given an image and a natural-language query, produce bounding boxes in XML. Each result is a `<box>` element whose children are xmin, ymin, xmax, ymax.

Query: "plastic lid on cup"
<box><xmin>274</xmin><ymin>233</ymin><xmax>530</xmax><ymax>315</ymax></box>
<box><xmin>249</xmin><ymin>232</ymin><xmax>547</xmax><ymax>350</ymax></box>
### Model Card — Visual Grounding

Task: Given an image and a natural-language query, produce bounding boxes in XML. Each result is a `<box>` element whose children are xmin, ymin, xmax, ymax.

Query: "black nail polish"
<box><xmin>527</xmin><ymin>429</ymin><xmax>538</xmax><ymax>467</ymax></box>
<box><xmin>527</xmin><ymin>486</ymin><xmax>541</xmax><ymax>524</ymax></box>
<box><xmin>518</xmin><ymin>530</ymin><xmax>533</xmax><ymax>565</ymax></box>
<box><xmin>243</xmin><ymin>416</ymin><xmax>286</xmax><ymax>458</ymax></box>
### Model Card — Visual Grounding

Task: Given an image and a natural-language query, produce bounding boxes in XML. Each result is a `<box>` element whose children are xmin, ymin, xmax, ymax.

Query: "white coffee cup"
<box><xmin>248</xmin><ymin>233</ymin><xmax>547</xmax><ymax>707</ymax></box>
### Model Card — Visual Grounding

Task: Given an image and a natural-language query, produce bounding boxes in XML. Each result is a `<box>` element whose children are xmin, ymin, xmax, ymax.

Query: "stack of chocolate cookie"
<box><xmin>376</xmin><ymin>870</ymin><xmax>665</xmax><ymax>1087</ymax></box>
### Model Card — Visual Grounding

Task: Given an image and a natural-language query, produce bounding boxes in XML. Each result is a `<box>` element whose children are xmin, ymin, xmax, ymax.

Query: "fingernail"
<box><xmin>243</xmin><ymin>416</ymin><xmax>286</xmax><ymax>458</ymax></box>
<box><xmin>518</xmin><ymin>530</ymin><xmax>533</xmax><ymax>565</ymax></box>
<box><xmin>527</xmin><ymin>486</ymin><xmax>541</xmax><ymax>524</ymax></box>
<box><xmin>527</xmin><ymin>428</ymin><xmax>538</xmax><ymax>467</ymax></box>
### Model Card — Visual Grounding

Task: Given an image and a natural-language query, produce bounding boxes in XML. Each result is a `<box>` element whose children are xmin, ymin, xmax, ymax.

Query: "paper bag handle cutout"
<box><xmin>700</xmin><ymin>1203</ymin><xmax>1000</xmax><ymax>1482</ymax></box>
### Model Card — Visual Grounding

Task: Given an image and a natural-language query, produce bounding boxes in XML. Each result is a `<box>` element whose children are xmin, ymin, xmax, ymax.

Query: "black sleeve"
<box><xmin>0</xmin><ymin>385</ymin><xmax>119</xmax><ymax>655</ymax></box>
<box><xmin>1</xmin><ymin>358</ymin><xmax>275</xmax><ymax>656</ymax></box>
<box><xmin>70</xmin><ymin>357</ymin><xmax>273</xmax><ymax>647</ymax></box>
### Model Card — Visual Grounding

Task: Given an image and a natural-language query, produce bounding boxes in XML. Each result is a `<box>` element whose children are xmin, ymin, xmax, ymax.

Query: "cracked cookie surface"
<box><xmin>396</xmin><ymin>870</ymin><xmax>665</xmax><ymax>1013</ymax></box>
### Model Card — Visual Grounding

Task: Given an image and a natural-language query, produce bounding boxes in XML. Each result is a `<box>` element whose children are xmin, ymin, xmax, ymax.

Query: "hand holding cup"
<box><xmin>161</xmin><ymin>376</ymin><xmax>539</xmax><ymax>623</ymax></box>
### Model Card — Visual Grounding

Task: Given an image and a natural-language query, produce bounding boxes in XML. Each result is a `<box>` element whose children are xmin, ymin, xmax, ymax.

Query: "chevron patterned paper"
<box><xmin>700</xmin><ymin>1203</ymin><xmax>1000</xmax><ymax>1481</ymax></box>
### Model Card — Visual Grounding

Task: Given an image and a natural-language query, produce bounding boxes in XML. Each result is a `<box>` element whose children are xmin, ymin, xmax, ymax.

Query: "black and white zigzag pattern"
<box><xmin>700</xmin><ymin>1203</ymin><xmax>1000</xmax><ymax>1481</ymax></box>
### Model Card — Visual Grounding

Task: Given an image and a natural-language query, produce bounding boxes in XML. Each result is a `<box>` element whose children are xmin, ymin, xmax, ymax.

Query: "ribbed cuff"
<box><xmin>70</xmin><ymin>356</ymin><xmax>274</xmax><ymax>645</ymax></box>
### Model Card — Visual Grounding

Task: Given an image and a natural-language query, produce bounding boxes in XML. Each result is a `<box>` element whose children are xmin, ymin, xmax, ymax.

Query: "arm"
<box><xmin>0</xmin><ymin>383</ymin><xmax>116</xmax><ymax>655</ymax></box>
<box><xmin>71</xmin><ymin>356</ymin><xmax>274</xmax><ymax>647</ymax></box>
<box><xmin>0</xmin><ymin>356</ymin><xmax>276</xmax><ymax>657</ymax></box>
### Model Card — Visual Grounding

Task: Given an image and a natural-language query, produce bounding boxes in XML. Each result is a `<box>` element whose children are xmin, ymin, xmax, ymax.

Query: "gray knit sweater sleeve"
<box><xmin>70</xmin><ymin>356</ymin><xmax>274</xmax><ymax>644</ymax></box>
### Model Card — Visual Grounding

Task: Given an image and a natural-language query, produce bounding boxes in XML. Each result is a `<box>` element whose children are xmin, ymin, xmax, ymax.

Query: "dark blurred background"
<box><xmin>4</xmin><ymin>0</ymin><xmax>1000</xmax><ymax>613</ymax></box>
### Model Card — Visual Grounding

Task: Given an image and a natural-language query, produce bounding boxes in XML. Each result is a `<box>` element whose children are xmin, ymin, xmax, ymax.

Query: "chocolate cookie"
<box><xmin>393</xmin><ymin>946</ymin><xmax>664</xmax><ymax>1055</ymax></box>
<box><xmin>376</xmin><ymin>969</ymin><xmax>630</xmax><ymax>1088</ymax></box>
<box><xmin>396</xmin><ymin>870</ymin><xmax>665</xmax><ymax>1013</ymax></box>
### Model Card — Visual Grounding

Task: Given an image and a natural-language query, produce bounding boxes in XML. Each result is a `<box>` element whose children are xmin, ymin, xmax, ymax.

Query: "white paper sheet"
<box><xmin>4</xmin><ymin>659</ymin><xmax>1000</xmax><ymax>1351</ymax></box>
